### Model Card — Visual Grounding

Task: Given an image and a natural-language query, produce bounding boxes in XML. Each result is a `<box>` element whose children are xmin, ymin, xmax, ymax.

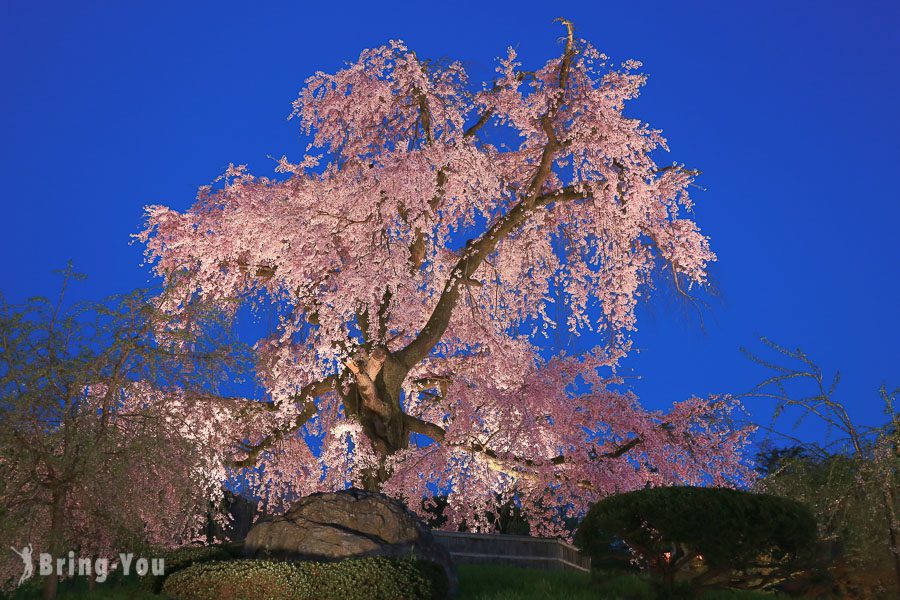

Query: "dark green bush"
<box><xmin>575</xmin><ymin>486</ymin><xmax>817</xmax><ymax>593</ymax></box>
<box><xmin>141</xmin><ymin>544</ymin><xmax>233</xmax><ymax>593</ymax></box>
<box><xmin>408</xmin><ymin>558</ymin><xmax>450</xmax><ymax>600</ymax></box>
<box><xmin>162</xmin><ymin>557</ymin><xmax>447</xmax><ymax>600</ymax></box>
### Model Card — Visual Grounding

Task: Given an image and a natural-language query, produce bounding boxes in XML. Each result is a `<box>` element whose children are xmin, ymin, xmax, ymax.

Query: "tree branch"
<box><xmin>345</xmin><ymin>348</ymin><xmax>390</xmax><ymax>417</ymax></box>
<box><xmin>226</xmin><ymin>375</ymin><xmax>338</xmax><ymax>468</ymax></box>
<box><xmin>395</xmin><ymin>23</ymin><xmax>580</xmax><ymax>369</ymax></box>
<box><xmin>395</xmin><ymin>186</ymin><xmax>585</xmax><ymax>368</ymax></box>
<box><xmin>404</xmin><ymin>413</ymin><xmax>447</xmax><ymax>441</ymax></box>
<box><xmin>463</xmin><ymin>108</ymin><xmax>493</xmax><ymax>138</ymax></box>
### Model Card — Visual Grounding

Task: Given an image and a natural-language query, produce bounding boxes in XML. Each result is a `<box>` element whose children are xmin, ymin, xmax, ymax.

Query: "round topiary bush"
<box><xmin>575</xmin><ymin>486</ymin><xmax>817</xmax><ymax>592</ymax></box>
<box><xmin>161</xmin><ymin>556</ymin><xmax>447</xmax><ymax>600</ymax></box>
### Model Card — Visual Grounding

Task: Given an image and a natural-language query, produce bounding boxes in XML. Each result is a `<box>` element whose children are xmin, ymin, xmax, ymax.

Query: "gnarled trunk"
<box><xmin>343</xmin><ymin>352</ymin><xmax>410</xmax><ymax>491</ymax></box>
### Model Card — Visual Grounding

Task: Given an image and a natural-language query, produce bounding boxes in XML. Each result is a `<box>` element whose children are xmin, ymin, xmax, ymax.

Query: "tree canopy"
<box><xmin>745</xmin><ymin>338</ymin><xmax>900</xmax><ymax>595</ymax></box>
<box><xmin>138</xmin><ymin>21</ymin><xmax>752</xmax><ymax>535</ymax></box>
<box><xmin>0</xmin><ymin>268</ymin><xmax>251</xmax><ymax>594</ymax></box>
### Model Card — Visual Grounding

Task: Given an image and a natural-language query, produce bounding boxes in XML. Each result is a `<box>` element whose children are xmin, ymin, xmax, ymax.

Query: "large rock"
<box><xmin>243</xmin><ymin>488</ymin><xmax>456</xmax><ymax>595</ymax></box>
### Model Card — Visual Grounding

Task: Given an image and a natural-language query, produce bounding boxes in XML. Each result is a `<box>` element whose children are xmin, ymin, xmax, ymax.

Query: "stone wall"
<box><xmin>432</xmin><ymin>531</ymin><xmax>591</xmax><ymax>572</ymax></box>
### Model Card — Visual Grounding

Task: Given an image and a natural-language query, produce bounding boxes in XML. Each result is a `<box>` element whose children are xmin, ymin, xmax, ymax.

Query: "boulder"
<box><xmin>244</xmin><ymin>488</ymin><xmax>456</xmax><ymax>595</ymax></box>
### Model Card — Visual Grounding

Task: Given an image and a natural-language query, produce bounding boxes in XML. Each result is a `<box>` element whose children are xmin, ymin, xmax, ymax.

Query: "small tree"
<box><xmin>0</xmin><ymin>267</ymin><xmax>252</xmax><ymax>598</ymax></box>
<box><xmin>745</xmin><ymin>338</ymin><xmax>900</xmax><ymax>596</ymax></box>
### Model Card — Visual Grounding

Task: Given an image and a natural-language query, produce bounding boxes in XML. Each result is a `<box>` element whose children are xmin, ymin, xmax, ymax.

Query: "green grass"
<box><xmin>699</xmin><ymin>591</ymin><xmax>783</xmax><ymax>600</ymax></box>
<box><xmin>456</xmin><ymin>564</ymin><xmax>596</xmax><ymax>600</ymax></box>
<box><xmin>2</xmin><ymin>574</ymin><xmax>158</xmax><ymax>600</ymax></box>
<box><xmin>4</xmin><ymin>565</ymin><xmax>787</xmax><ymax>600</ymax></box>
<box><xmin>456</xmin><ymin>565</ymin><xmax>785</xmax><ymax>600</ymax></box>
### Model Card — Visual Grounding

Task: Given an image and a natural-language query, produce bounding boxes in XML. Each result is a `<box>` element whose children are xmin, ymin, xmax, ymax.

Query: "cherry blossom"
<box><xmin>139</xmin><ymin>20</ymin><xmax>752</xmax><ymax>536</ymax></box>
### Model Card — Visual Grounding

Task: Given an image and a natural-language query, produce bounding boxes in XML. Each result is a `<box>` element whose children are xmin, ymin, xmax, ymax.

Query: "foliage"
<box><xmin>140</xmin><ymin>544</ymin><xmax>234</xmax><ymax>593</ymax></box>
<box><xmin>137</xmin><ymin>18</ymin><xmax>752</xmax><ymax>536</ymax></box>
<box><xmin>0</xmin><ymin>564</ymin><xmax>787</xmax><ymax>600</ymax></box>
<box><xmin>754</xmin><ymin>446</ymin><xmax>810</xmax><ymax>478</ymax></box>
<box><xmin>0</xmin><ymin>577</ymin><xmax>159</xmax><ymax>600</ymax></box>
<box><xmin>575</xmin><ymin>486</ymin><xmax>816</xmax><ymax>592</ymax></box>
<box><xmin>161</xmin><ymin>557</ymin><xmax>446</xmax><ymax>600</ymax></box>
<box><xmin>744</xmin><ymin>338</ymin><xmax>900</xmax><ymax>597</ymax></box>
<box><xmin>0</xmin><ymin>267</ymin><xmax>251</xmax><ymax>596</ymax></box>
<box><xmin>698</xmin><ymin>590</ymin><xmax>784</xmax><ymax>600</ymax></box>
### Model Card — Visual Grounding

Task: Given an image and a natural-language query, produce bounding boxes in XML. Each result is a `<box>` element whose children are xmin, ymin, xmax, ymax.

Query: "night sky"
<box><xmin>2</xmin><ymin>1</ymin><xmax>897</xmax><ymax>448</ymax></box>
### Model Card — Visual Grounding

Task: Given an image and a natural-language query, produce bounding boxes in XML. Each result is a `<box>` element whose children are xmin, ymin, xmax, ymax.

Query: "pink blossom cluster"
<box><xmin>138</xmin><ymin>26</ymin><xmax>752</xmax><ymax>537</ymax></box>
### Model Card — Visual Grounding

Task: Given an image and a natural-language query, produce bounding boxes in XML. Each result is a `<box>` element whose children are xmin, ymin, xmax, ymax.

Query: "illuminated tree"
<box><xmin>139</xmin><ymin>21</ymin><xmax>752</xmax><ymax>535</ymax></box>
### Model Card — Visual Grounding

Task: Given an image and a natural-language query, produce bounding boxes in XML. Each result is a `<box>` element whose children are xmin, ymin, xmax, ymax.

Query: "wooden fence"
<box><xmin>431</xmin><ymin>531</ymin><xmax>591</xmax><ymax>573</ymax></box>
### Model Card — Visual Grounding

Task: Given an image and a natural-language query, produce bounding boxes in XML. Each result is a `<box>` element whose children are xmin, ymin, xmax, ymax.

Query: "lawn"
<box><xmin>4</xmin><ymin>565</ymin><xmax>784</xmax><ymax>600</ymax></box>
<box><xmin>457</xmin><ymin>565</ymin><xmax>597</xmax><ymax>600</ymax></box>
<box><xmin>456</xmin><ymin>565</ymin><xmax>781</xmax><ymax>600</ymax></box>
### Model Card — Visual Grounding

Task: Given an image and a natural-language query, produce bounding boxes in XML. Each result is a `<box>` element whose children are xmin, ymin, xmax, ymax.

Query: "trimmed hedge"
<box><xmin>575</xmin><ymin>486</ymin><xmax>817</xmax><ymax>591</ymax></box>
<box><xmin>141</xmin><ymin>545</ymin><xmax>234</xmax><ymax>593</ymax></box>
<box><xmin>162</xmin><ymin>557</ymin><xmax>448</xmax><ymax>600</ymax></box>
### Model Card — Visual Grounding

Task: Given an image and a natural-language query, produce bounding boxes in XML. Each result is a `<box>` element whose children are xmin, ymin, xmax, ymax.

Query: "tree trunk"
<box><xmin>880</xmin><ymin>484</ymin><xmax>900</xmax><ymax>593</ymax></box>
<box><xmin>352</xmin><ymin>354</ymin><xmax>410</xmax><ymax>491</ymax></box>
<box><xmin>42</xmin><ymin>490</ymin><xmax>65</xmax><ymax>600</ymax></box>
<box><xmin>87</xmin><ymin>557</ymin><xmax>96</xmax><ymax>593</ymax></box>
<box><xmin>357</xmin><ymin>408</ymin><xmax>409</xmax><ymax>491</ymax></box>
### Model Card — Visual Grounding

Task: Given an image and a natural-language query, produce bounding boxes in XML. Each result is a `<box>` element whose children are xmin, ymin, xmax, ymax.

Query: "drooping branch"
<box><xmin>404</xmin><ymin>408</ymin><xmax>652</xmax><ymax>467</ymax></box>
<box><xmin>226</xmin><ymin>375</ymin><xmax>338</xmax><ymax>468</ymax></box>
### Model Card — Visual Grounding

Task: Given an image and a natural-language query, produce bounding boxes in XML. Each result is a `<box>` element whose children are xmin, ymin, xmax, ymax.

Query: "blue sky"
<box><xmin>2</xmin><ymin>1</ymin><xmax>897</xmax><ymax>448</ymax></box>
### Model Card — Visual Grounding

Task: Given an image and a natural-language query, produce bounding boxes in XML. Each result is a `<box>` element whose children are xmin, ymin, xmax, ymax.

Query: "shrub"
<box><xmin>575</xmin><ymin>486</ymin><xmax>817</xmax><ymax>593</ymax></box>
<box><xmin>141</xmin><ymin>545</ymin><xmax>233</xmax><ymax>593</ymax></box>
<box><xmin>162</xmin><ymin>557</ymin><xmax>447</xmax><ymax>600</ymax></box>
<box><xmin>408</xmin><ymin>559</ymin><xmax>450</xmax><ymax>600</ymax></box>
